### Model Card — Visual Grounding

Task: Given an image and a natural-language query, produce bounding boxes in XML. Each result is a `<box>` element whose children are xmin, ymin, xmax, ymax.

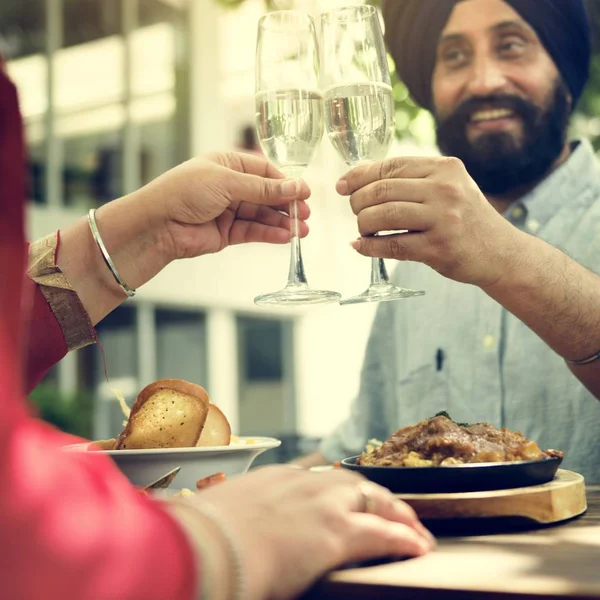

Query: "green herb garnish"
<box><xmin>431</xmin><ymin>410</ymin><xmax>473</xmax><ymax>428</ymax></box>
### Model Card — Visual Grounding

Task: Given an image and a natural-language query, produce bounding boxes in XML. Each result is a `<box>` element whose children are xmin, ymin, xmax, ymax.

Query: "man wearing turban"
<box><xmin>298</xmin><ymin>0</ymin><xmax>600</xmax><ymax>482</ymax></box>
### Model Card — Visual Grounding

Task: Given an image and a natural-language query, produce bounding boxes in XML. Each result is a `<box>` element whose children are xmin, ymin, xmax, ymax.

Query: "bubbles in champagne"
<box><xmin>255</xmin><ymin>89</ymin><xmax>323</xmax><ymax>172</ymax></box>
<box><xmin>324</xmin><ymin>82</ymin><xmax>395</xmax><ymax>165</ymax></box>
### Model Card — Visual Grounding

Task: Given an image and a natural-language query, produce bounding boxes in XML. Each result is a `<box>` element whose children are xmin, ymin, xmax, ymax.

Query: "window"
<box><xmin>62</xmin><ymin>122</ymin><xmax>124</xmax><ymax>209</ymax></box>
<box><xmin>237</xmin><ymin>316</ymin><xmax>295</xmax><ymax>438</ymax></box>
<box><xmin>240</xmin><ymin>318</ymin><xmax>284</xmax><ymax>381</ymax></box>
<box><xmin>5</xmin><ymin>0</ymin><xmax>190</xmax><ymax>207</ymax></box>
<box><xmin>62</xmin><ymin>0</ymin><xmax>121</xmax><ymax>49</ymax></box>
<box><xmin>156</xmin><ymin>308</ymin><xmax>207</xmax><ymax>384</ymax></box>
<box><xmin>0</xmin><ymin>1</ymin><xmax>46</xmax><ymax>59</ymax></box>
<box><xmin>95</xmin><ymin>306</ymin><xmax>138</xmax><ymax>379</ymax></box>
<box><xmin>3</xmin><ymin>0</ymin><xmax>48</xmax><ymax>204</ymax></box>
<box><xmin>87</xmin><ymin>306</ymin><xmax>138</xmax><ymax>439</ymax></box>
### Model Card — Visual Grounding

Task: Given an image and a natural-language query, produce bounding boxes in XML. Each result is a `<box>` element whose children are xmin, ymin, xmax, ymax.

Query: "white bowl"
<box><xmin>62</xmin><ymin>437</ymin><xmax>281</xmax><ymax>490</ymax></box>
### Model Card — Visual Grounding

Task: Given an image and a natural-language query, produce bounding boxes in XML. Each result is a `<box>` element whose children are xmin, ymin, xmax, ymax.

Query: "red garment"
<box><xmin>0</xmin><ymin>69</ymin><xmax>196</xmax><ymax>598</ymax></box>
<box><xmin>22</xmin><ymin>261</ymin><xmax>70</xmax><ymax>390</ymax></box>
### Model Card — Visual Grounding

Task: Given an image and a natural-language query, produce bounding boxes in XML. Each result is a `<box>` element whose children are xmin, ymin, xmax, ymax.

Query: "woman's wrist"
<box><xmin>166</xmin><ymin>501</ymin><xmax>237</xmax><ymax>600</ymax></box>
<box><xmin>57</xmin><ymin>193</ymin><xmax>172</xmax><ymax>325</ymax></box>
<box><xmin>94</xmin><ymin>191</ymin><xmax>173</xmax><ymax>290</ymax></box>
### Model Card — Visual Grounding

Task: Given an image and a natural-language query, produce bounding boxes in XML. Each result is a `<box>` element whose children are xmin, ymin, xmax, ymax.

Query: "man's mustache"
<box><xmin>441</xmin><ymin>94</ymin><xmax>541</xmax><ymax>127</ymax></box>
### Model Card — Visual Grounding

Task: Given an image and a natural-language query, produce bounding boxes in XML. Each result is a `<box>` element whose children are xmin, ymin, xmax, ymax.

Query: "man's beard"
<box><xmin>435</xmin><ymin>82</ymin><xmax>570</xmax><ymax>196</ymax></box>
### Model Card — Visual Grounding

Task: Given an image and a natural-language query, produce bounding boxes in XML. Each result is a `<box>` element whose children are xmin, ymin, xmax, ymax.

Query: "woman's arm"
<box><xmin>0</xmin><ymin>383</ymin><xmax>198</xmax><ymax>600</ymax></box>
<box><xmin>22</xmin><ymin>153</ymin><xmax>310</xmax><ymax>391</ymax></box>
<box><xmin>23</xmin><ymin>235</ymin><xmax>96</xmax><ymax>391</ymax></box>
<box><xmin>57</xmin><ymin>153</ymin><xmax>310</xmax><ymax>326</ymax></box>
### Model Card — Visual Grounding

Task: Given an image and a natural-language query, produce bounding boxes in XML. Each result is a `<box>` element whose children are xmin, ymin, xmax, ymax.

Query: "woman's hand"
<box><xmin>58</xmin><ymin>152</ymin><xmax>310</xmax><ymax>324</ymax></box>
<box><xmin>139</xmin><ymin>151</ymin><xmax>311</xmax><ymax>260</ymax></box>
<box><xmin>180</xmin><ymin>466</ymin><xmax>435</xmax><ymax>600</ymax></box>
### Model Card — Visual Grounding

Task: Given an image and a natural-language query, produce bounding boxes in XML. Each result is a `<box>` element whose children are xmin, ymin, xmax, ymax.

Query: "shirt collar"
<box><xmin>505</xmin><ymin>139</ymin><xmax>600</xmax><ymax>231</ymax></box>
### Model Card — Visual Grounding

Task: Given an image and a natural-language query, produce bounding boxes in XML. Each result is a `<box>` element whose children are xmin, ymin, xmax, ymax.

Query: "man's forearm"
<box><xmin>484</xmin><ymin>231</ymin><xmax>600</xmax><ymax>396</ymax></box>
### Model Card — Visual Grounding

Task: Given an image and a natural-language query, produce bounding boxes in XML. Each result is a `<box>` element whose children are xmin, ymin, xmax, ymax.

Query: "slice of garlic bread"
<box><xmin>196</xmin><ymin>403</ymin><xmax>232</xmax><ymax>447</ymax></box>
<box><xmin>116</xmin><ymin>379</ymin><xmax>209</xmax><ymax>449</ymax></box>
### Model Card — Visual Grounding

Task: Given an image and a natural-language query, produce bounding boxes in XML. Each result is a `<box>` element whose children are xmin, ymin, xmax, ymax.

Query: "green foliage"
<box><xmin>29</xmin><ymin>384</ymin><xmax>94</xmax><ymax>439</ymax></box>
<box><xmin>388</xmin><ymin>56</ymin><xmax>435</xmax><ymax>146</ymax></box>
<box><xmin>573</xmin><ymin>54</ymin><xmax>600</xmax><ymax>152</ymax></box>
<box><xmin>585</xmin><ymin>0</ymin><xmax>600</xmax><ymax>53</ymax></box>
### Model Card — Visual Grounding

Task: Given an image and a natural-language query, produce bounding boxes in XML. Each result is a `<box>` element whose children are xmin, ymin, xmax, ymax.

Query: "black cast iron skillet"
<box><xmin>340</xmin><ymin>455</ymin><xmax>563</xmax><ymax>493</ymax></box>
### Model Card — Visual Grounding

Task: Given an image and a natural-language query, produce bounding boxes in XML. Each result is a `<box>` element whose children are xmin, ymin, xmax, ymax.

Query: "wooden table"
<box><xmin>306</xmin><ymin>486</ymin><xmax>600</xmax><ymax>600</ymax></box>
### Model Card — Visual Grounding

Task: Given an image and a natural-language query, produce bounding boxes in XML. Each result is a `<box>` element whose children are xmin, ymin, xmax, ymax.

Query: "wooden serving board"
<box><xmin>396</xmin><ymin>469</ymin><xmax>586</xmax><ymax>524</ymax></box>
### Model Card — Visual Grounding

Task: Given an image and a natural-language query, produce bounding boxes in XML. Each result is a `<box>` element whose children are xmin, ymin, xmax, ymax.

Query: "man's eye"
<box><xmin>442</xmin><ymin>49</ymin><xmax>468</xmax><ymax>66</ymax></box>
<box><xmin>499</xmin><ymin>39</ymin><xmax>526</xmax><ymax>55</ymax></box>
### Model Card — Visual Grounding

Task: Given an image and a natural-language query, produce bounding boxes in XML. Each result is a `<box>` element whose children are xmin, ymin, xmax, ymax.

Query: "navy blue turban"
<box><xmin>381</xmin><ymin>0</ymin><xmax>591</xmax><ymax>112</ymax></box>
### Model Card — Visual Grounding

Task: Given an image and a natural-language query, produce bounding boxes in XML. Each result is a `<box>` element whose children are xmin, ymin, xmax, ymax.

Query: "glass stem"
<box><xmin>287</xmin><ymin>198</ymin><xmax>308</xmax><ymax>286</ymax></box>
<box><xmin>349</xmin><ymin>160</ymin><xmax>392</xmax><ymax>289</ymax></box>
<box><xmin>371</xmin><ymin>256</ymin><xmax>391</xmax><ymax>286</ymax></box>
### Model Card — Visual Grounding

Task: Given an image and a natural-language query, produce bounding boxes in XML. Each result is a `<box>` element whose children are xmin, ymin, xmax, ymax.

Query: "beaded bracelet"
<box><xmin>87</xmin><ymin>208</ymin><xmax>136</xmax><ymax>298</ymax></box>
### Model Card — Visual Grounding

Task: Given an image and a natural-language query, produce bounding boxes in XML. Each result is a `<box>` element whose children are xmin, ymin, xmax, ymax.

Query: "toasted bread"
<box><xmin>116</xmin><ymin>379</ymin><xmax>209</xmax><ymax>449</ymax></box>
<box><xmin>89</xmin><ymin>438</ymin><xmax>118</xmax><ymax>451</ymax></box>
<box><xmin>196</xmin><ymin>404</ymin><xmax>232</xmax><ymax>447</ymax></box>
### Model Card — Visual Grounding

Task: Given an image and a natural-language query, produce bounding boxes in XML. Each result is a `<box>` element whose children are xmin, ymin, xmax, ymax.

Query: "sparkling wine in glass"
<box><xmin>321</xmin><ymin>5</ymin><xmax>425</xmax><ymax>305</ymax></box>
<box><xmin>253</xmin><ymin>10</ymin><xmax>341</xmax><ymax>306</ymax></box>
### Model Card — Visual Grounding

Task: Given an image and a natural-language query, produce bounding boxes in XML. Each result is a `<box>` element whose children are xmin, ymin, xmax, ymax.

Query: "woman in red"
<box><xmin>0</xmin><ymin>63</ymin><xmax>434</xmax><ymax>600</ymax></box>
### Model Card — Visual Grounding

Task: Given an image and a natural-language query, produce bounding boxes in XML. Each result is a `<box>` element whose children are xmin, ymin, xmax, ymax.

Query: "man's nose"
<box><xmin>467</xmin><ymin>57</ymin><xmax>509</xmax><ymax>97</ymax></box>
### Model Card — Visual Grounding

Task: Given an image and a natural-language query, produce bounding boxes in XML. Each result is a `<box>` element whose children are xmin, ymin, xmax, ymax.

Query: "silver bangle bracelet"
<box><xmin>566</xmin><ymin>349</ymin><xmax>600</xmax><ymax>366</ymax></box>
<box><xmin>87</xmin><ymin>208</ymin><xmax>136</xmax><ymax>298</ymax></box>
<box><xmin>192</xmin><ymin>502</ymin><xmax>245</xmax><ymax>600</ymax></box>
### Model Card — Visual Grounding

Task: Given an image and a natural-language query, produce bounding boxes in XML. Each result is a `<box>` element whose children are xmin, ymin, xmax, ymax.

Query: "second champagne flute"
<box><xmin>321</xmin><ymin>5</ymin><xmax>425</xmax><ymax>305</ymax></box>
<box><xmin>254</xmin><ymin>10</ymin><xmax>341</xmax><ymax>306</ymax></box>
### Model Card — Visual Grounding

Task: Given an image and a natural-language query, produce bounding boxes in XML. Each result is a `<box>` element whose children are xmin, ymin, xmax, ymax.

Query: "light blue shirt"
<box><xmin>321</xmin><ymin>140</ymin><xmax>600</xmax><ymax>483</ymax></box>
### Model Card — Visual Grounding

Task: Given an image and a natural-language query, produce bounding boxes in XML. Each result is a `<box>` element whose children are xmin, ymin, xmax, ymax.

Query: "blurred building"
<box><xmin>4</xmin><ymin>0</ymin><xmax>430</xmax><ymax>458</ymax></box>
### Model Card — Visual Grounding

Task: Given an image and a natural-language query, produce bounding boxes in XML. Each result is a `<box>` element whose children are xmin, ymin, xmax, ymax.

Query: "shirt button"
<box><xmin>483</xmin><ymin>334</ymin><xmax>495</xmax><ymax>349</ymax></box>
<box><xmin>511</xmin><ymin>206</ymin><xmax>524</xmax><ymax>219</ymax></box>
<box><xmin>527</xmin><ymin>219</ymin><xmax>540</xmax><ymax>233</ymax></box>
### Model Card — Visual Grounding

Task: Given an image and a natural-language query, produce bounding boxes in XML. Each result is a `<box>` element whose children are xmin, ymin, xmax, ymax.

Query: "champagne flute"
<box><xmin>320</xmin><ymin>5</ymin><xmax>425</xmax><ymax>305</ymax></box>
<box><xmin>254</xmin><ymin>11</ymin><xmax>341</xmax><ymax>306</ymax></box>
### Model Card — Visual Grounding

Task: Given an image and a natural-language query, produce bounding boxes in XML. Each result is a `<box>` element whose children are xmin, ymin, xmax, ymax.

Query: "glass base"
<box><xmin>254</xmin><ymin>283</ymin><xmax>341</xmax><ymax>306</ymax></box>
<box><xmin>340</xmin><ymin>282</ymin><xmax>425</xmax><ymax>306</ymax></box>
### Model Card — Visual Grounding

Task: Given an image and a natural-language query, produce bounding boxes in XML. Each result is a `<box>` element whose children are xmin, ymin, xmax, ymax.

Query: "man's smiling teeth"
<box><xmin>471</xmin><ymin>109</ymin><xmax>514</xmax><ymax>122</ymax></box>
